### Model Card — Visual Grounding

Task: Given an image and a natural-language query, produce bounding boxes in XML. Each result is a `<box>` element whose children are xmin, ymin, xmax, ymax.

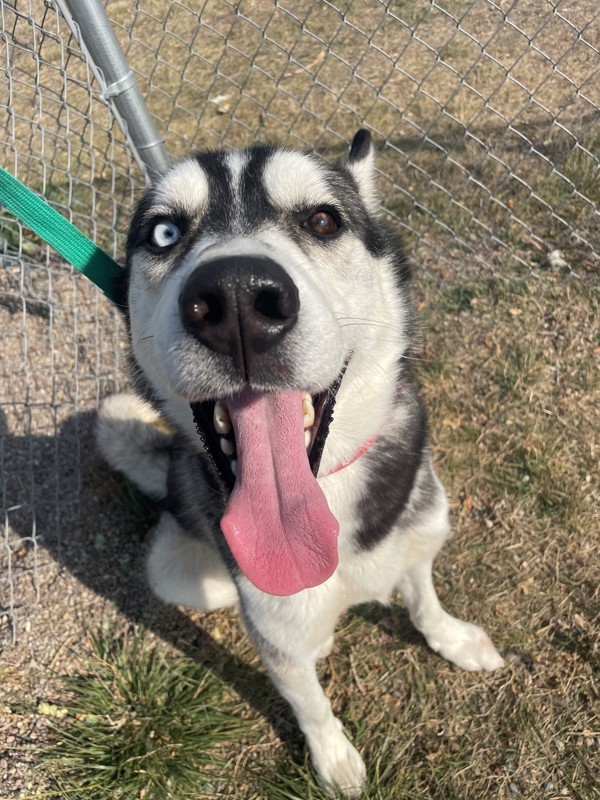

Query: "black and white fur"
<box><xmin>97</xmin><ymin>132</ymin><xmax>503</xmax><ymax>796</ymax></box>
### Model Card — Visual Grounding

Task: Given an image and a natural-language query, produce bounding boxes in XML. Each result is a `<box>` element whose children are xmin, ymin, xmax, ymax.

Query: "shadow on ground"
<box><xmin>1</xmin><ymin>406</ymin><xmax>421</xmax><ymax>752</ymax></box>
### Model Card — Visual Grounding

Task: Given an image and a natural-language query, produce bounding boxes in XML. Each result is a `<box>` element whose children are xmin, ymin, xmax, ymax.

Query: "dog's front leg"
<box><xmin>397</xmin><ymin>559</ymin><xmax>504</xmax><ymax>672</ymax></box>
<box><xmin>260</xmin><ymin>647</ymin><xmax>367</xmax><ymax>797</ymax></box>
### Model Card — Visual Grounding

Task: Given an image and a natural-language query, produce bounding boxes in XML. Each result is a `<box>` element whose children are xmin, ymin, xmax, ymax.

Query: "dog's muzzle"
<box><xmin>179</xmin><ymin>255</ymin><xmax>299</xmax><ymax>378</ymax></box>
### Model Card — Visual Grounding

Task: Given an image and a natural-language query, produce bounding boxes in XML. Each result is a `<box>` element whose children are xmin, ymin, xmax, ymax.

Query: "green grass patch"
<box><xmin>41</xmin><ymin>630</ymin><xmax>251</xmax><ymax>800</ymax></box>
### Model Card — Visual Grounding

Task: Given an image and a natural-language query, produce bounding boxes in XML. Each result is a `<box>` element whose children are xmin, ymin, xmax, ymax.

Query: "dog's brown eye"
<box><xmin>304</xmin><ymin>210</ymin><xmax>339</xmax><ymax>236</ymax></box>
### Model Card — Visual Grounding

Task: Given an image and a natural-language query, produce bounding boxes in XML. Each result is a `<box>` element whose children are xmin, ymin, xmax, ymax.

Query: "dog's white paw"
<box><xmin>147</xmin><ymin>512</ymin><xmax>238</xmax><ymax>611</ymax></box>
<box><xmin>96</xmin><ymin>393</ymin><xmax>172</xmax><ymax>499</ymax></box>
<box><xmin>311</xmin><ymin>727</ymin><xmax>367</xmax><ymax>798</ymax></box>
<box><xmin>427</xmin><ymin>617</ymin><xmax>505</xmax><ymax>672</ymax></box>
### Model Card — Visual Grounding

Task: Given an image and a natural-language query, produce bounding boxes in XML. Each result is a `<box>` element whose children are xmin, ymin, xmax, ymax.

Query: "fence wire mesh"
<box><xmin>1</xmin><ymin>0</ymin><xmax>599</xmax><ymax>645</ymax></box>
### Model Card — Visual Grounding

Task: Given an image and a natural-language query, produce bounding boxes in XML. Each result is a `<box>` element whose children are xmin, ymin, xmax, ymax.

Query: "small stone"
<box><xmin>546</xmin><ymin>249</ymin><xmax>569</xmax><ymax>270</ymax></box>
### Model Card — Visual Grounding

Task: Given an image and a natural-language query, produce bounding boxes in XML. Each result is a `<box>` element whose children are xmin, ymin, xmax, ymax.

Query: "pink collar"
<box><xmin>320</xmin><ymin>431</ymin><xmax>380</xmax><ymax>477</ymax></box>
<box><xmin>319</xmin><ymin>383</ymin><xmax>400</xmax><ymax>477</ymax></box>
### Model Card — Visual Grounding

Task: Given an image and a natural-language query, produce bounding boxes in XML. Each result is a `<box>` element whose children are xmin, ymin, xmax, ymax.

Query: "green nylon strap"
<box><xmin>0</xmin><ymin>165</ymin><xmax>122</xmax><ymax>305</ymax></box>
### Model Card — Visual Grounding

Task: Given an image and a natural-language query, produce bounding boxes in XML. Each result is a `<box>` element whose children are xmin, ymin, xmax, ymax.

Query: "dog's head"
<box><xmin>125</xmin><ymin>131</ymin><xmax>414</xmax><ymax>596</ymax></box>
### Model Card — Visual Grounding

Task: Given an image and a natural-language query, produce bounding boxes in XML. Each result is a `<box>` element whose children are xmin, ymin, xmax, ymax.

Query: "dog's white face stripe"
<box><xmin>153</xmin><ymin>158</ymin><xmax>210</xmax><ymax>216</ymax></box>
<box><xmin>263</xmin><ymin>151</ymin><xmax>339</xmax><ymax>211</ymax></box>
<box><xmin>226</xmin><ymin>151</ymin><xmax>250</xmax><ymax>225</ymax></box>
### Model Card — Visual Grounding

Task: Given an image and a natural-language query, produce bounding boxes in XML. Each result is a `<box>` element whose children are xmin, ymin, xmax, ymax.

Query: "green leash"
<box><xmin>0</xmin><ymin>165</ymin><xmax>122</xmax><ymax>305</ymax></box>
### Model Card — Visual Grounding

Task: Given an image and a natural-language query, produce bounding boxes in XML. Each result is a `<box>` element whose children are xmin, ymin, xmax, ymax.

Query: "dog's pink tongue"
<box><xmin>220</xmin><ymin>388</ymin><xmax>339</xmax><ymax>596</ymax></box>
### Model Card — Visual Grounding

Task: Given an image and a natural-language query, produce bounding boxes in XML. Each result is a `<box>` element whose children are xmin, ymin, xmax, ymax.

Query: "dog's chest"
<box><xmin>335</xmin><ymin>527</ymin><xmax>409</xmax><ymax>607</ymax></box>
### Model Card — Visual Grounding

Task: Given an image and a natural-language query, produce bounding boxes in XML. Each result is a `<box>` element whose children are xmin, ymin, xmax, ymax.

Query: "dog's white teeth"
<box><xmin>230</xmin><ymin>459</ymin><xmax>238</xmax><ymax>477</ymax></box>
<box><xmin>213</xmin><ymin>401</ymin><xmax>237</xmax><ymax>472</ymax></box>
<box><xmin>302</xmin><ymin>393</ymin><xmax>315</xmax><ymax>429</ymax></box>
<box><xmin>302</xmin><ymin>393</ymin><xmax>315</xmax><ymax>451</ymax></box>
<box><xmin>220</xmin><ymin>437</ymin><xmax>235</xmax><ymax>457</ymax></box>
<box><xmin>213</xmin><ymin>401</ymin><xmax>232</xmax><ymax>435</ymax></box>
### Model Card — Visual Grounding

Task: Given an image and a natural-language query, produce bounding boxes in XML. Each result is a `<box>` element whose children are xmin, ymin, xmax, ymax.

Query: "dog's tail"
<box><xmin>96</xmin><ymin>393</ymin><xmax>173</xmax><ymax>500</ymax></box>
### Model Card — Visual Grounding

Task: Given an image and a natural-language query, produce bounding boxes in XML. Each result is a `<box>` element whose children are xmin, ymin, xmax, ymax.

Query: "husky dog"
<box><xmin>97</xmin><ymin>131</ymin><xmax>503</xmax><ymax>796</ymax></box>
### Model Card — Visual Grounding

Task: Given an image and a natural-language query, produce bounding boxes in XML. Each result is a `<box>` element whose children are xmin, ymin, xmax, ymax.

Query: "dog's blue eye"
<box><xmin>150</xmin><ymin>220</ymin><xmax>181</xmax><ymax>249</ymax></box>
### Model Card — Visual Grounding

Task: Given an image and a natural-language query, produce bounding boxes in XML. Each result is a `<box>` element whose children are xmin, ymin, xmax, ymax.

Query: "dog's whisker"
<box><xmin>338</xmin><ymin>322</ymin><xmax>398</xmax><ymax>333</ymax></box>
<box><xmin>345</xmin><ymin>355</ymin><xmax>392</xmax><ymax>384</ymax></box>
<box><xmin>133</xmin><ymin>323</ymin><xmax>158</xmax><ymax>347</ymax></box>
<box><xmin>336</xmin><ymin>315</ymin><xmax>399</xmax><ymax>331</ymax></box>
<box><xmin>399</xmin><ymin>353</ymin><xmax>430</xmax><ymax>363</ymax></box>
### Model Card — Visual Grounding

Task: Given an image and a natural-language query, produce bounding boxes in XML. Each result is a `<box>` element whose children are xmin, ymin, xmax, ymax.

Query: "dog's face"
<box><xmin>127</xmin><ymin>131</ymin><xmax>409</xmax><ymax>404</ymax></box>
<box><xmin>125</xmin><ymin>131</ymin><xmax>413</xmax><ymax>596</ymax></box>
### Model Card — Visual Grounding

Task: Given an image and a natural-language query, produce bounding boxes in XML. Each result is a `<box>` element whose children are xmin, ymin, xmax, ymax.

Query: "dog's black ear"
<box><xmin>346</xmin><ymin>129</ymin><xmax>378</xmax><ymax>212</ymax></box>
<box><xmin>348</xmin><ymin>129</ymin><xmax>372</xmax><ymax>163</ymax></box>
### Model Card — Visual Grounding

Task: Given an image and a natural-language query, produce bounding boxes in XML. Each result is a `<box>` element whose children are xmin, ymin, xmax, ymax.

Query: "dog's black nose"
<box><xmin>179</xmin><ymin>255</ymin><xmax>299</xmax><ymax>376</ymax></box>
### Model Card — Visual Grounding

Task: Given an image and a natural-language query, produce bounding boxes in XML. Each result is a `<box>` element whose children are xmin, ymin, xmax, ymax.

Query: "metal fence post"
<box><xmin>56</xmin><ymin>0</ymin><xmax>170</xmax><ymax>182</ymax></box>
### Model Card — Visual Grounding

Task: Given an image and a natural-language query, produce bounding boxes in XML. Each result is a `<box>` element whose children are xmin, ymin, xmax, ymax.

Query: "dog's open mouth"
<box><xmin>190</xmin><ymin>374</ymin><xmax>343</xmax><ymax>488</ymax></box>
<box><xmin>190</xmin><ymin>371</ymin><xmax>344</xmax><ymax>597</ymax></box>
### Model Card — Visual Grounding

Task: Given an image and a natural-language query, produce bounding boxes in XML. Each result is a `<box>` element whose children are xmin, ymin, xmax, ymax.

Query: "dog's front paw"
<box><xmin>427</xmin><ymin>617</ymin><xmax>505</xmax><ymax>672</ymax></box>
<box><xmin>311</xmin><ymin>726</ymin><xmax>367</xmax><ymax>798</ymax></box>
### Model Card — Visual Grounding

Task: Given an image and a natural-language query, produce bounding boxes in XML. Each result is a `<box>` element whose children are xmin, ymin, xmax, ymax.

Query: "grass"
<box><xmin>40</xmin><ymin>629</ymin><xmax>252</xmax><ymax>799</ymax></box>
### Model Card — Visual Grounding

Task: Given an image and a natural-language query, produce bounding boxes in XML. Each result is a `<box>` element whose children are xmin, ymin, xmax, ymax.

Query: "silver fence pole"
<box><xmin>56</xmin><ymin>0</ymin><xmax>171</xmax><ymax>182</ymax></box>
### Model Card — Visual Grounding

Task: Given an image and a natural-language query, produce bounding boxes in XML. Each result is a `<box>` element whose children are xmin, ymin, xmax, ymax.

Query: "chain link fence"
<box><xmin>1</xmin><ymin>0</ymin><xmax>599</xmax><ymax>645</ymax></box>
